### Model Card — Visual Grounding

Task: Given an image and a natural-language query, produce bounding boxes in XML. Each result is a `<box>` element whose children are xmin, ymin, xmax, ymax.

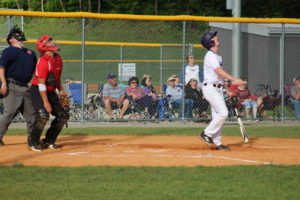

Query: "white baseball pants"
<box><xmin>202</xmin><ymin>84</ymin><xmax>228</xmax><ymax>146</ymax></box>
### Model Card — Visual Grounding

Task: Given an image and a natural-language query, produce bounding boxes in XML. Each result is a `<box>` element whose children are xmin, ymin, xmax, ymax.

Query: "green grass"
<box><xmin>0</xmin><ymin>164</ymin><xmax>299</xmax><ymax>200</ymax></box>
<box><xmin>5</xmin><ymin>126</ymin><xmax>300</xmax><ymax>138</ymax></box>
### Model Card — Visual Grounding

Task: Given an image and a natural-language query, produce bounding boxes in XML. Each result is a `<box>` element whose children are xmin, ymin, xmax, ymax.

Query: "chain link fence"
<box><xmin>0</xmin><ymin>12</ymin><xmax>299</xmax><ymax>123</ymax></box>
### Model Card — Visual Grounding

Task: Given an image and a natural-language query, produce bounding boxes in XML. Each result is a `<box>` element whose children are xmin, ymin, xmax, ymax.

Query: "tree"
<box><xmin>58</xmin><ymin>0</ymin><xmax>66</xmax><ymax>11</ymax></box>
<box><xmin>88</xmin><ymin>0</ymin><xmax>92</xmax><ymax>12</ymax></box>
<box><xmin>16</xmin><ymin>0</ymin><xmax>20</xmax><ymax>9</ymax></box>
<box><xmin>97</xmin><ymin>0</ymin><xmax>101</xmax><ymax>13</ymax></box>
<box><xmin>28</xmin><ymin>0</ymin><xmax>31</xmax><ymax>10</ymax></box>
<box><xmin>41</xmin><ymin>0</ymin><xmax>44</xmax><ymax>12</ymax></box>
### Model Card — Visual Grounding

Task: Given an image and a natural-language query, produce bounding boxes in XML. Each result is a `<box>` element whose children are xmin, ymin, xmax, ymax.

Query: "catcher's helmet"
<box><xmin>201</xmin><ymin>31</ymin><xmax>217</xmax><ymax>50</ymax></box>
<box><xmin>36</xmin><ymin>35</ymin><xmax>60</xmax><ymax>54</ymax></box>
<box><xmin>6</xmin><ymin>25</ymin><xmax>26</xmax><ymax>45</ymax></box>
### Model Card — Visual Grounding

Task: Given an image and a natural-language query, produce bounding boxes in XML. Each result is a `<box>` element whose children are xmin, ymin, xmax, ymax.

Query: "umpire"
<box><xmin>0</xmin><ymin>26</ymin><xmax>41</xmax><ymax>151</ymax></box>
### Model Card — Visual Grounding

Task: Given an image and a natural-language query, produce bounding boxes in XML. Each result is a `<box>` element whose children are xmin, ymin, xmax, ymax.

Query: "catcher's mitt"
<box><xmin>59</xmin><ymin>93</ymin><xmax>70</xmax><ymax>111</ymax></box>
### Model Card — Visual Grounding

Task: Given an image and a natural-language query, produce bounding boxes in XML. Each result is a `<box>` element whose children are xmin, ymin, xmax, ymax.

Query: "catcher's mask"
<box><xmin>36</xmin><ymin>35</ymin><xmax>60</xmax><ymax>54</ymax></box>
<box><xmin>6</xmin><ymin>25</ymin><xmax>26</xmax><ymax>45</ymax></box>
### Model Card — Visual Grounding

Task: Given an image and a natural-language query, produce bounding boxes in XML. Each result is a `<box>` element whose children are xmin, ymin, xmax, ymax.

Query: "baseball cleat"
<box><xmin>217</xmin><ymin>145</ymin><xmax>231</xmax><ymax>151</ymax></box>
<box><xmin>28</xmin><ymin>144</ymin><xmax>42</xmax><ymax>152</ymax></box>
<box><xmin>199</xmin><ymin>131</ymin><xmax>213</xmax><ymax>146</ymax></box>
<box><xmin>0</xmin><ymin>140</ymin><xmax>4</xmax><ymax>146</ymax></box>
<box><xmin>48</xmin><ymin>143</ymin><xmax>61</xmax><ymax>149</ymax></box>
<box><xmin>40</xmin><ymin>139</ymin><xmax>61</xmax><ymax>149</ymax></box>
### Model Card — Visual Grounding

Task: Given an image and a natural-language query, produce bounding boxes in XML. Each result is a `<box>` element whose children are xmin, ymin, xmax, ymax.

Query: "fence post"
<box><xmin>81</xmin><ymin>18</ymin><xmax>85</xmax><ymax>124</ymax></box>
<box><xmin>119</xmin><ymin>45</ymin><xmax>123</xmax><ymax>83</ymax></box>
<box><xmin>182</xmin><ymin>21</ymin><xmax>186</xmax><ymax>123</ymax></box>
<box><xmin>160</xmin><ymin>44</ymin><xmax>163</xmax><ymax>94</ymax></box>
<box><xmin>280</xmin><ymin>23</ymin><xmax>285</xmax><ymax>124</ymax></box>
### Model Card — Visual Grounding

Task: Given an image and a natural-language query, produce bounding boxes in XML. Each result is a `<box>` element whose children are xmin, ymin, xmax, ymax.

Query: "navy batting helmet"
<box><xmin>201</xmin><ymin>31</ymin><xmax>217</xmax><ymax>50</ymax></box>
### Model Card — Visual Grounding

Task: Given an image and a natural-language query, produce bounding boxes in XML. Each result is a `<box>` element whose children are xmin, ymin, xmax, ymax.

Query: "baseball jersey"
<box><xmin>0</xmin><ymin>46</ymin><xmax>37</xmax><ymax>84</ymax></box>
<box><xmin>203</xmin><ymin>50</ymin><xmax>224</xmax><ymax>84</ymax></box>
<box><xmin>31</xmin><ymin>53</ymin><xmax>63</xmax><ymax>92</ymax></box>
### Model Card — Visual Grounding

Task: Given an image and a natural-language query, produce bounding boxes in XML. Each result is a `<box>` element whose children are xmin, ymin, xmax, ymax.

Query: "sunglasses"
<box><xmin>131</xmin><ymin>81</ymin><xmax>137</xmax><ymax>84</ymax></box>
<box><xmin>189</xmin><ymin>57</ymin><xmax>194</xmax><ymax>59</ymax></box>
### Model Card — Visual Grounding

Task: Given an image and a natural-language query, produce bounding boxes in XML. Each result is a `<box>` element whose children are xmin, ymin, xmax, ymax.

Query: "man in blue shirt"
<box><xmin>0</xmin><ymin>26</ymin><xmax>40</xmax><ymax>151</ymax></box>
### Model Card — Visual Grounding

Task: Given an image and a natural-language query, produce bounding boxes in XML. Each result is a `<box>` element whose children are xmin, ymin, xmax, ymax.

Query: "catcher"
<box><xmin>30</xmin><ymin>35</ymin><xmax>69</xmax><ymax>149</ymax></box>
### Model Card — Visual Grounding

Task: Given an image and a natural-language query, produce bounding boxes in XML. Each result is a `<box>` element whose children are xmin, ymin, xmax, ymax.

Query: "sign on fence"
<box><xmin>118</xmin><ymin>63</ymin><xmax>136</xmax><ymax>81</ymax></box>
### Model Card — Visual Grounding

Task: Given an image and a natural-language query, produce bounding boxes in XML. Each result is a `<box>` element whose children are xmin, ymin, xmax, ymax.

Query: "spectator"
<box><xmin>180</xmin><ymin>54</ymin><xmax>203</xmax><ymax>88</ymax></box>
<box><xmin>125</xmin><ymin>77</ymin><xmax>155</xmax><ymax>118</ymax></box>
<box><xmin>141</xmin><ymin>77</ymin><xmax>159</xmax><ymax>118</ymax></box>
<box><xmin>142</xmin><ymin>74</ymin><xmax>151</xmax><ymax>80</ymax></box>
<box><xmin>103</xmin><ymin>73</ymin><xmax>130</xmax><ymax>120</ymax></box>
<box><xmin>171</xmin><ymin>74</ymin><xmax>182</xmax><ymax>87</ymax></box>
<box><xmin>185</xmin><ymin>78</ymin><xmax>209</xmax><ymax>120</ymax></box>
<box><xmin>291</xmin><ymin>75</ymin><xmax>300</xmax><ymax>117</ymax></box>
<box><xmin>222</xmin><ymin>79</ymin><xmax>235</xmax><ymax>118</ymax></box>
<box><xmin>166</xmin><ymin>76</ymin><xmax>194</xmax><ymax>119</ymax></box>
<box><xmin>141</xmin><ymin>77</ymin><xmax>158</xmax><ymax>101</ymax></box>
<box><xmin>235</xmin><ymin>78</ymin><xmax>259</xmax><ymax>121</ymax></box>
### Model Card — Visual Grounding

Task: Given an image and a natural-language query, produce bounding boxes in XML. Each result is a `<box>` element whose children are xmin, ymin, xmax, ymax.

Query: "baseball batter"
<box><xmin>199</xmin><ymin>31</ymin><xmax>244</xmax><ymax>151</ymax></box>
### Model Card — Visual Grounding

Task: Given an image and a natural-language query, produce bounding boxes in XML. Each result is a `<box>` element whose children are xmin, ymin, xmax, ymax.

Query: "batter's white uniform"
<box><xmin>202</xmin><ymin>50</ymin><xmax>228</xmax><ymax>146</ymax></box>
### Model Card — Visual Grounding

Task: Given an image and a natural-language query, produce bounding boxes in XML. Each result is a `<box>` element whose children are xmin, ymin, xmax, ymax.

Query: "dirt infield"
<box><xmin>1</xmin><ymin>135</ymin><xmax>300</xmax><ymax>167</ymax></box>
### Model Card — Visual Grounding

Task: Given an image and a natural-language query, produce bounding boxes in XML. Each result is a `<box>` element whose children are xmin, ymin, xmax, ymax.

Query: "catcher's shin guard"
<box><xmin>30</xmin><ymin>109</ymin><xmax>49</xmax><ymax>145</ymax></box>
<box><xmin>45</xmin><ymin>110</ymin><xmax>69</xmax><ymax>144</ymax></box>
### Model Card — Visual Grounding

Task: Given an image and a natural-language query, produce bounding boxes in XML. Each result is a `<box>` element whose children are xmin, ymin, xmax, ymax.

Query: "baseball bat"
<box><xmin>234</xmin><ymin>108</ymin><xmax>249</xmax><ymax>143</ymax></box>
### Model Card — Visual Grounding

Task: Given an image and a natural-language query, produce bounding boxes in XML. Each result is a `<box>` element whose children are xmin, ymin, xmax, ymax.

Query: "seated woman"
<box><xmin>125</xmin><ymin>77</ymin><xmax>155</xmax><ymax>118</ymax></box>
<box><xmin>141</xmin><ymin>77</ymin><xmax>159</xmax><ymax>118</ymax></box>
<box><xmin>235</xmin><ymin>79</ymin><xmax>259</xmax><ymax>121</ymax></box>
<box><xmin>185</xmin><ymin>78</ymin><xmax>209</xmax><ymax>121</ymax></box>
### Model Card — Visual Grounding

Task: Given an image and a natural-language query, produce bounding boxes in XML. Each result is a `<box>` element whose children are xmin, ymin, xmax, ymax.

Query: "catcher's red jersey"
<box><xmin>31</xmin><ymin>53</ymin><xmax>62</xmax><ymax>92</ymax></box>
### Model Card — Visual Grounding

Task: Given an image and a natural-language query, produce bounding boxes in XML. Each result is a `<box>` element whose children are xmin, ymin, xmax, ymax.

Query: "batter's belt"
<box><xmin>203</xmin><ymin>83</ymin><xmax>222</xmax><ymax>88</ymax></box>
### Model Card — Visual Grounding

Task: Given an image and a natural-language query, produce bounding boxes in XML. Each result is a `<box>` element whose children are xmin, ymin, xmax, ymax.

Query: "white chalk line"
<box><xmin>64</xmin><ymin>150</ymin><xmax>272</xmax><ymax>165</ymax></box>
<box><xmin>254</xmin><ymin>145</ymin><xmax>300</xmax><ymax>149</ymax></box>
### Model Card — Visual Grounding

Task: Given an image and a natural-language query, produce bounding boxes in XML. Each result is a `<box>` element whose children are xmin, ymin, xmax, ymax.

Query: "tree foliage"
<box><xmin>0</xmin><ymin>0</ymin><xmax>299</xmax><ymax>18</ymax></box>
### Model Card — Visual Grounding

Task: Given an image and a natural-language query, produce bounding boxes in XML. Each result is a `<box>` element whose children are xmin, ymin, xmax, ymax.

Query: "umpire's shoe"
<box><xmin>40</xmin><ymin>139</ymin><xmax>61</xmax><ymax>149</ymax></box>
<box><xmin>49</xmin><ymin>143</ymin><xmax>61</xmax><ymax>149</ymax></box>
<box><xmin>199</xmin><ymin>131</ymin><xmax>213</xmax><ymax>146</ymax></box>
<box><xmin>0</xmin><ymin>140</ymin><xmax>4</xmax><ymax>146</ymax></box>
<box><xmin>28</xmin><ymin>143</ymin><xmax>42</xmax><ymax>152</ymax></box>
<box><xmin>217</xmin><ymin>145</ymin><xmax>231</xmax><ymax>151</ymax></box>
